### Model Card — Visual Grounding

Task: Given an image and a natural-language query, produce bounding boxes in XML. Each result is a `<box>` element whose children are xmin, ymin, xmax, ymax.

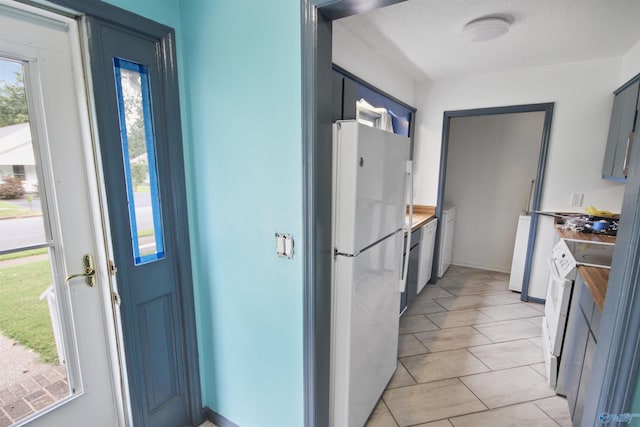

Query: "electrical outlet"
<box><xmin>570</xmin><ymin>193</ymin><xmax>584</xmax><ymax>207</ymax></box>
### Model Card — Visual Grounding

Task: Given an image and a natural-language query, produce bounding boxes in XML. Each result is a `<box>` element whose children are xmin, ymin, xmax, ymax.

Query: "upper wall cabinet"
<box><xmin>602</xmin><ymin>76</ymin><xmax>640</xmax><ymax>181</ymax></box>
<box><xmin>332</xmin><ymin>65</ymin><xmax>416</xmax><ymax>153</ymax></box>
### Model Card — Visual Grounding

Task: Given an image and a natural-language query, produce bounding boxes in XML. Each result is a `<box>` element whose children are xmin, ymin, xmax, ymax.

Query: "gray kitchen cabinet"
<box><xmin>558</xmin><ymin>273</ymin><xmax>600</xmax><ymax>426</ymax></box>
<box><xmin>602</xmin><ymin>77</ymin><xmax>640</xmax><ymax>181</ymax></box>
<box><xmin>574</xmin><ymin>332</ymin><xmax>596</xmax><ymax>427</ymax></box>
<box><xmin>559</xmin><ymin>278</ymin><xmax>590</xmax><ymax>419</ymax></box>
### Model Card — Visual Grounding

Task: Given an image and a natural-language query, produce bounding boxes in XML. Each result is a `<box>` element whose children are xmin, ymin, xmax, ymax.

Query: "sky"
<box><xmin>0</xmin><ymin>58</ymin><xmax>23</xmax><ymax>87</ymax></box>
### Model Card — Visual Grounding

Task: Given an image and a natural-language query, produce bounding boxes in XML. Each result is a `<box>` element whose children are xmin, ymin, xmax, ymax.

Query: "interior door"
<box><xmin>0</xmin><ymin>2</ymin><xmax>122</xmax><ymax>426</ymax></box>
<box><xmin>83</xmin><ymin>15</ymin><xmax>199</xmax><ymax>427</ymax></box>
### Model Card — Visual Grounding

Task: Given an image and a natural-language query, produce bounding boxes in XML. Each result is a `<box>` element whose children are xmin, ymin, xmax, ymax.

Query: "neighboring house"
<box><xmin>0</xmin><ymin>122</ymin><xmax>38</xmax><ymax>192</ymax></box>
<box><xmin>6</xmin><ymin>1</ymin><xmax>639</xmax><ymax>426</ymax></box>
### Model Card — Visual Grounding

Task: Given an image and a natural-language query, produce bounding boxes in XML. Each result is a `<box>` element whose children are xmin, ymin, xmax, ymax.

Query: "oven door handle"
<box><xmin>546</xmin><ymin>255</ymin><xmax>565</xmax><ymax>282</ymax></box>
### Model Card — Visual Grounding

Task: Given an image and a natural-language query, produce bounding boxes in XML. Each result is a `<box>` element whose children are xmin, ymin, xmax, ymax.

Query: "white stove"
<box><xmin>551</xmin><ymin>238</ymin><xmax>614</xmax><ymax>279</ymax></box>
<box><xmin>542</xmin><ymin>238</ymin><xmax>614</xmax><ymax>394</ymax></box>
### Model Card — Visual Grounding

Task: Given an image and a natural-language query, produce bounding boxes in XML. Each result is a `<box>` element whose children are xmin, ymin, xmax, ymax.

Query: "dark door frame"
<box><xmin>435</xmin><ymin>104</ymin><xmax>554</xmax><ymax>302</ymax></box>
<box><xmin>21</xmin><ymin>0</ymin><xmax>202</xmax><ymax>425</ymax></box>
<box><xmin>303</xmin><ymin>1</ymin><xmax>640</xmax><ymax>426</ymax></box>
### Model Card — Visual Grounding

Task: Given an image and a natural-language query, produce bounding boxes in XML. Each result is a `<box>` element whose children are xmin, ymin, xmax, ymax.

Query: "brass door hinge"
<box><xmin>112</xmin><ymin>291</ymin><xmax>121</xmax><ymax>306</ymax></box>
<box><xmin>108</xmin><ymin>260</ymin><xmax>117</xmax><ymax>276</ymax></box>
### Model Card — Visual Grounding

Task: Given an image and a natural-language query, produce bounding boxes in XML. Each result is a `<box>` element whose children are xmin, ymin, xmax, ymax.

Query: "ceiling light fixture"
<box><xmin>461</xmin><ymin>15</ymin><xmax>512</xmax><ymax>42</ymax></box>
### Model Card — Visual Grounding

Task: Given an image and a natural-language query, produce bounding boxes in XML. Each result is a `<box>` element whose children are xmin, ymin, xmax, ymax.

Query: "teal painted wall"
<box><xmin>102</xmin><ymin>0</ymin><xmax>180</xmax><ymax>30</ymax></box>
<box><xmin>103</xmin><ymin>0</ymin><xmax>305</xmax><ymax>426</ymax></box>
<box><xmin>179</xmin><ymin>1</ymin><xmax>304</xmax><ymax>426</ymax></box>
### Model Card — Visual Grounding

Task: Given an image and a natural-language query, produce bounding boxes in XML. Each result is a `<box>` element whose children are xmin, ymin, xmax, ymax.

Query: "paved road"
<box><xmin>0</xmin><ymin>193</ymin><xmax>154</xmax><ymax>253</ymax></box>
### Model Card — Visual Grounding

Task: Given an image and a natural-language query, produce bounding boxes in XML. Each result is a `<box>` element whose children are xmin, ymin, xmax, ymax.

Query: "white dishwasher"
<box><xmin>417</xmin><ymin>219</ymin><xmax>437</xmax><ymax>294</ymax></box>
<box><xmin>438</xmin><ymin>206</ymin><xmax>456</xmax><ymax>278</ymax></box>
<box><xmin>508</xmin><ymin>214</ymin><xmax>531</xmax><ymax>292</ymax></box>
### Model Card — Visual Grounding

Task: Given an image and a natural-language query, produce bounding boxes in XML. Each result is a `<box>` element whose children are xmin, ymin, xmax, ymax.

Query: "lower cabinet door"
<box><xmin>559</xmin><ymin>302</ymin><xmax>589</xmax><ymax>419</ymax></box>
<box><xmin>574</xmin><ymin>333</ymin><xmax>596</xmax><ymax>426</ymax></box>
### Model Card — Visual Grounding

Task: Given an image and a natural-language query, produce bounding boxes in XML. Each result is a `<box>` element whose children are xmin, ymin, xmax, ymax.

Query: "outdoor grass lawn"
<box><xmin>0</xmin><ymin>200</ymin><xmax>40</xmax><ymax>219</ymax></box>
<box><xmin>0</xmin><ymin>259</ymin><xmax>57</xmax><ymax>364</ymax></box>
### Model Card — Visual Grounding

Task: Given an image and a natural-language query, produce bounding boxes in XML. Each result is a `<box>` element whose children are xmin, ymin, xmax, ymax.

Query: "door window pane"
<box><xmin>0</xmin><ymin>58</ymin><xmax>70</xmax><ymax>425</ymax></box>
<box><xmin>0</xmin><ymin>59</ymin><xmax>48</xmax><ymax>254</ymax></box>
<box><xmin>113</xmin><ymin>58</ymin><xmax>165</xmax><ymax>265</ymax></box>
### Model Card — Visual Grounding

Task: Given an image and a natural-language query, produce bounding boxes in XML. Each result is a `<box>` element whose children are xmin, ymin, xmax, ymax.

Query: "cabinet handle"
<box><xmin>623</xmin><ymin>131</ymin><xmax>634</xmax><ymax>177</ymax></box>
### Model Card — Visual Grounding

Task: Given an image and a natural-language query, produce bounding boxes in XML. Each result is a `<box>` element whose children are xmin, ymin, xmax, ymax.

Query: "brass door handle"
<box><xmin>65</xmin><ymin>254</ymin><xmax>96</xmax><ymax>287</ymax></box>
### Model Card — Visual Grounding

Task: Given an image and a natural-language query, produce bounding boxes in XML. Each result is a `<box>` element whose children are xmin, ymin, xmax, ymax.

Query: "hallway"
<box><xmin>366</xmin><ymin>266</ymin><xmax>571</xmax><ymax>426</ymax></box>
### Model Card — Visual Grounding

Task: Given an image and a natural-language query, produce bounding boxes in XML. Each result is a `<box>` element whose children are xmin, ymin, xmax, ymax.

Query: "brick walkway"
<box><xmin>0</xmin><ymin>365</ymin><xmax>68</xmax><ymax>427</ymax></box>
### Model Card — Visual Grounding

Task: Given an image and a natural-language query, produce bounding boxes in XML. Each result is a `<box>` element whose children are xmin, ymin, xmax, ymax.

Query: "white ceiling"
<box><xmin>336</xmin><ymin>0</ymin><xmax>640</xmax><ymax>82</ymax></box>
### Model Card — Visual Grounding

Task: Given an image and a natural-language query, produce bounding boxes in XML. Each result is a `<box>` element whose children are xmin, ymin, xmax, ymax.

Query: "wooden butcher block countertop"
<box><xmin>555</xmin><ymin>227</ymin><xmax>616</xmax><ymax>244</ymax></box>
<box><xmin>408</xmin><ymin>205</ymin><xmax>436</xmax><ymax>231</ymax></box>
<box><xmin>578</xmin><ymin>267</ymin><xmax>609</xmax><ymax>312</ymax></box>
<box><xmin>554</xmin><ymin>226</ymin><xmax>613</xmax><ymax>313</ymax></box>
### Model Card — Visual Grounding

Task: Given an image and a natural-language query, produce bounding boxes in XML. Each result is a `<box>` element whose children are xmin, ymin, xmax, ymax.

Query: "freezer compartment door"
<box><xmin>332</xmin><ymin>232</ymin><xmax>403</xmax><ymax>427</ymax></box>
<box><xmin>334</xmin><ymin>121</ymin><xmax>410</xmax><ymax>254</ymax></box>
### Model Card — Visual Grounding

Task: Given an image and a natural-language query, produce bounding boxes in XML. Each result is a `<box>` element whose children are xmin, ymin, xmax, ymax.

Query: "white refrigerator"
<box><xmin>331</xmin><ymin>121</ymin><xmax>412</xmax><ymax>427</ymax></box>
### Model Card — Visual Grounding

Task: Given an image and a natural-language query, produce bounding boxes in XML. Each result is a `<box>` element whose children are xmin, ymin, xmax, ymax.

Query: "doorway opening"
<box><xmin>436</xmin><ymin>104</ymin><xmax>554</xmax><ymax>302</ymax></box>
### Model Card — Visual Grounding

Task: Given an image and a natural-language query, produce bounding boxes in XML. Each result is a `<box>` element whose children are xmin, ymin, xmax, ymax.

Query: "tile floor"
<box><xmin>365</xmin><ymin>265</ymin><xmax>572</xmax><ymax>427</ymax></box>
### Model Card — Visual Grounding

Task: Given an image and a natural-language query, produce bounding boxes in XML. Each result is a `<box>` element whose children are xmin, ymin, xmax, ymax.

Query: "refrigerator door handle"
<box><xmin>399</xmin><ymin>160</ymin><xmax>413</xmax><ymax>292</ymax></box>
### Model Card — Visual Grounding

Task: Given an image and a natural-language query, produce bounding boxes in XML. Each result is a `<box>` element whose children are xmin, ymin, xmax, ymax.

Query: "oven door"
<box><xmin>544</xmin><ymin>255</ymin><xmax>574</xmax><ymax>356</ymax></box>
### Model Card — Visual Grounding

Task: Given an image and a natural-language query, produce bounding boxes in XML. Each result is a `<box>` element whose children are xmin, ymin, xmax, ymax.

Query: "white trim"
<box><xmin>72</xmin><ymin>16</ymin><xmax>129</xmax><ymax>427</ymax></box>
<box><xmin>0</xmin><ymin>2</ymin><xmax>126</xmax><ymax>425</ymax></box>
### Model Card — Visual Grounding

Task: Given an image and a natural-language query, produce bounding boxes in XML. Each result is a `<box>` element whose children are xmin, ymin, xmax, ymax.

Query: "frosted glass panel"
<box><xmin>113</xmin><ymin>58</ymin><xmax>164</xmax><ymax>265</ymax></box>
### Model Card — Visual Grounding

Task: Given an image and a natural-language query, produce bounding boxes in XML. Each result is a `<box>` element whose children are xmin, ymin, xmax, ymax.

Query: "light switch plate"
<box><xmin>275</xmin><ymin>233</ymin><xmax>294</xmax><ymax>259</ymax></box>
<box><xmin>570</xmin><ymin>193</ymin><xmax>584</xmax><ymax>207</ymax></box>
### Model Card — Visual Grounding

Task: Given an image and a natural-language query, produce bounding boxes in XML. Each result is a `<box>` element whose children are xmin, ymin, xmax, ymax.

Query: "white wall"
<box><xmin>414</xmin><ymin>57</ymin><xmax>626</xmax><ymax>214</ymax></box>
<box><xmin>446</xmin><ymin>112</ymin><xmax>545</xmax><ymax>272</ymax></box>
<box><xmin>621</xmin><ymin>38</ymin><xmax>640</xmax><ymax>84</ymax></box>
<box><xmin>414</xmin><ymin>57</ymin><xmax>627</xmax><ymax>298</ymax></box>
<box><xmin>332</xmin><ymin>21</ymin><xmax>417</xmax><ymax>107</ymax></box>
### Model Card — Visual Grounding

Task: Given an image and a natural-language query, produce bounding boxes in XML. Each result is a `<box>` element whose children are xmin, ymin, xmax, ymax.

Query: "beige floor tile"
<box><xmin>530</xmin><ymin>362</ymin><xmax>547</xmax><ymax>377</ymax></box>
<box><xmin>405</xmin><ymin>299</ymin><xmax>447</xmax><ymax>316</ymax></box>
<box><xmin>438</xmin><ymin>283</ymin><xmax>501</xmax><ymax>297</ymax></box>
<box><xmin>434</xmin><ymin>295</ymin><xmax>491</xmax><ymax>311</ymax></box>
<box><xmin>525</xmin><ymin>316</ymin><xmax>544</xmax><ymax>327</ymax></box>
<box><xmin>533</xmin><ymin>396</ymin><xmax>572</xmax><ymax>427</ymax></box>
<box><xmin>414</xmin><ymin>326</ymin><xmax>492</xmax><ymax>352</ymax></box>
<box><xmin>449</xmin><ymin>402</ymin><xmax>558</xmax><ymax>426</ymax></box>
<box><xmin>443</xmin><ymin>265</ymin><xmax>483</xmax><ymax>276</ymax></box>
<box><xmin>398</xmin><ymin>334</ymin><xmax>429</xmax><ymax>357</ymax></box>
<box><xmin>478</xmin><ymin>303</ymin><xmax>543</xmax><ymax>321</ymax></box>
<box><xmin>401</xmin><ymin>349</ymin><xmax>489</xmax><ymax>383</ymax></box>
<box><xmin>487</xmin><ymin>271</ymin><xmax>510</xmax><ymax>280</ymax></box>
<box><xmin>526</xmin><ymin>302</ymin><xmax>546</xmax><ymax>313</ymax></box>
<box><xmin>466</xmin><ymin>339</ymin><xmax>545</xmax><ymax>370</ymax></box>
<box><xmin>427</xmin><ymin>309</ymin><xmax>494</xmax><ymax>329</ymax></box>
<box><xmin>460</xmin><ymin>366</ymin><xmax>555</xmax><ymax>408</ymax></box>
<box><xmin>415</xmin><ymin>286</ymin><xmax>455</xmax><ymax>300</ymax></box>
<box><xmin>472</xmin><ymin>319</ymin><xmax>541</xmax><ymax>342</ymax></box>
<box><xmin>413</xmin><ymin>420</ymin><xmax>453</xmax><ymax>427</ymax></box>
<box><xmin>434</xmin><ymin>277</ymin><xmax>462</xmax><ymax>287</ymax></box>
<box><xmin>387</xmin><ymin>361</ymin><xmax>416</xmax><ymax>389</ymax></box>
<box><xmin>449</xmin><ymin>274</ymin><xmax>495</xmax><ymax>286</ymax></box>
<box><xmin>528</xmin><ymin>337</ymin><xmax>544</xmax><ymax>349</ymax></box>
<box><xmin>365</xmin><ymin>399</ymin><xmax>399</xmax><ymax>427</ymax></box>
<box><xmin>485</xmin><ymin>279</ymin><xmax>510</xmax><ymax>290</ymax></box>
<box><xmin>197</xmin><ymin>422</ymin><xmax>218</xmax><ymax>427</ymax></box>
<box><xmin>383</xmin><ymin>378</ymin><xmax>486</xmax><ymax>426</ymax></box>
<box><xmin>481</xmin><ymin>292</ymin><xmax>523</xmax><ymax>306</ymax></box>
<box><xmin>399</xmin><ymin>315</ymin><xmax>439</xmax><ymax>334</ymax></box>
